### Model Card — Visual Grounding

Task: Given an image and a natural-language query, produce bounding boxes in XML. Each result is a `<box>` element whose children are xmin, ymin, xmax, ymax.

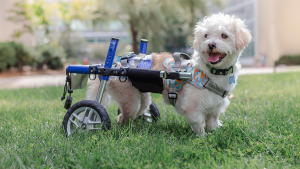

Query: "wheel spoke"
<box><xmin>87</xmin><ymin>108</ymin><xmax>95</xmax><ymax>119</ymax></box>
<box><xmin>87</xmin><ymin>120</ymin><xmax>102</xmax><ymax>125</ymax></box>
<box><xmin>69</xmin><ymin>126</ymin><xmax>79</xmax><ymax>135</ymax></box>
<box><xmin>82</xmin><ymin>107</ymin><xmax>90</xmax><ymax>121</ymax></box>
<box><xmin>72</xmin><ymin>113</ymin><xmax>83</xmax><ymax>122</ymax></box>
<box><xmin>68</xmin><ymin>127</ymin><xmax>79</xmax><ymax>136</ymax></box>
<box><xmin>69</xmin><ymin>119</ymin><xmax>79</xmax><ymax>127</ymax></box>
<box><xmin>68</xmin><ymin>119</ymin><xmax>80</xmax><ymax>136</ymax></box>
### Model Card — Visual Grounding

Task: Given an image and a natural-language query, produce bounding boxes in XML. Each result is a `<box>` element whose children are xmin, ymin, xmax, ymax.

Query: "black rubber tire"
<box><xmin>149</xmin><ymin>101</ymin><xmax>160</xmax><ymax>122</ymax></box>
<box><xmin>62</xmin><ymin>100</ymin><xmax>111</xmax><ymax>137</ymax></box>
<box><xmin>117</xmin><ymin>101</ymin><xmax>160</xmax><ymax>122</ymax></box>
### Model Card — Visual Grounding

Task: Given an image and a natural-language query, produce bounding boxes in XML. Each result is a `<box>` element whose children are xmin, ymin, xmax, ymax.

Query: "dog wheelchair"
<box><xmin>61</xmin><ymin>38</ymin><xmax>192</xmax><ymax>137</ymax></box>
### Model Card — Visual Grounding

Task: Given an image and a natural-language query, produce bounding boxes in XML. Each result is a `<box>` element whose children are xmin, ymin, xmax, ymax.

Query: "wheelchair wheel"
<box><xmin>117</xmin><ymin>101</ymin><xmax>160</xmax><ymax>122</ymax></box>
<box><xmin>62</xmin><ymin>100</ymin><xmax>111</xmax><ymax>137</ymax></box>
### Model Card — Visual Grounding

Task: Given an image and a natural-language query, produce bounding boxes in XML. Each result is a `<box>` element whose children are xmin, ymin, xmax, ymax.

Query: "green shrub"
<box><xmin>0</xmin><ymin>43</ymin><xmax>16</xmax><ymax>72</ymax></box>
<box><xmin>35</xmin><ymin>44</ymin><xmax>66</xmax><ymax>70</ymax></box>
<box><xmin>0</xmin><ymin>42</ymin><xmax>66</xmax><ymax>71</ymax></box>
<box><xmin>275</xmin><ymin>55</ymin><xmax>300</xmax><ymax>66</ymax></box>
<box><xmin>9</xmin><ymin>42</ymin><xmax>33</xmax><ymax>71</ymax></box>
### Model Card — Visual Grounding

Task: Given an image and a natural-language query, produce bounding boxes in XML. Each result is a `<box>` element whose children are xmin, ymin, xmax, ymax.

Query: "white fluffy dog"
<box><xmin>86</xmin><ymin>13</ymin><xmax>251</xmax><ymax>136</ymax></box>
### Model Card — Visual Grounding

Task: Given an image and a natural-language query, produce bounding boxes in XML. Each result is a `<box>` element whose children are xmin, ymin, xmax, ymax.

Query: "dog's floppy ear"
<box><xmin>233</xmin><ymin>19</ymin><xmax>252</xmax><ymax>50</ymax></box>
<box><xmin>193</xmin><ymin>31</ymin><xmax>200</xmax><ymax>49</ymax></box>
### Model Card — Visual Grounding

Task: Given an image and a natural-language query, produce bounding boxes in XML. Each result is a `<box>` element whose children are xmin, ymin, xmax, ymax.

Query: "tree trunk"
<box><xmin>17</xmin><ymin>61</ymin><xmax>23</xmax><ymax>72</ymax></box>
<box><xmin>129</xmin><ymin>19</ymin><xmax>138</xmax><ymax>54</ymax></box>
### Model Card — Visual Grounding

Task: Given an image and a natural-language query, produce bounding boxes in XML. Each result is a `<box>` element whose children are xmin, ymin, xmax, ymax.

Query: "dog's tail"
<box><xmin>151</xmin><ymin>52</ymin><xmax>173</xmax><ymax>71</ymax></box>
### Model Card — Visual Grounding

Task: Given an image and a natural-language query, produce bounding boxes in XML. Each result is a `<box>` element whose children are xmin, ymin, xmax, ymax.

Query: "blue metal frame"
<box><xmin>66</xmin><ymin>38</ymin><xmax>147</xmax><ymax>76</ymax></box>
<box><xmin>101</xmin><ymin>38</ymin><xmax>119</xmax><ymax>81</ymax></box>
<box><xmin>139</xmin><ymin>39</ymin><xmax>148</xmax><ymax>54</ymax></box>
<box><xmin>67</xmin><ymin>65</ymin><xmax>90</xmax><ymax>74</ymax></box>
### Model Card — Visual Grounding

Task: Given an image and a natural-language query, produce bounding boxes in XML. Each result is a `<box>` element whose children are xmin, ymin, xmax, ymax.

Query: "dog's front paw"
<box><xmin>218</xmin><ymin>120</ymin><xmax>223</xmax><ymax>127</ymax></box>
<box><xmin>191</xmin><ymin>123</ymin><xmax>206</xmax><ymax>137</ymax></box>
<box><xmin>196</xmin><ymin>131</ymin><xmax>207</xmax><ymax>137</ymax></box>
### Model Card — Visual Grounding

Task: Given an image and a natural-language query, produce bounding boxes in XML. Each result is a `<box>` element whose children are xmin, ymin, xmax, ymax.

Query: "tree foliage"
<box><xmin>97</xmin><ymin>0</ymin><xmax>223</xmax><ymax>53</ymax></box>
<box><xmin>7</xmin><ymin>0</ymin><xmax>223</xmax><ymax>56</ymax></box>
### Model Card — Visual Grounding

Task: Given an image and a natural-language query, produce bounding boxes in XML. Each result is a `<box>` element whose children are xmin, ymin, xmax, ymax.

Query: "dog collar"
<box><xmin>206</xmin><ymin>64</ymin><xmax>233</xmax><ymax>75</ymax></box>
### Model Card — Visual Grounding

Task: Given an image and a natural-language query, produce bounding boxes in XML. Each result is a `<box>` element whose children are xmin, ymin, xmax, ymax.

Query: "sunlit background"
<box><xmin>0</xmin><ymin>0</ymin><xmax>300</xmax><ymax>81</ymax></box>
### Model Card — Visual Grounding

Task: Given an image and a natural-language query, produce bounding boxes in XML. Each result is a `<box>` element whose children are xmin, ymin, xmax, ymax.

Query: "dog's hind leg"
<box><xmin>117</xmin><ymin>93</ymin><xmax>141</xmax><ymax>123</ymax></box>
<box><xmin>106</xmin><ymin>80</ymin><xmax>142</xmax><ymax>123</ymax></box>
<box><xmin>135</xmin><ymin>93</ymin><xmax>152</xmax><ymax>117</ymax></box>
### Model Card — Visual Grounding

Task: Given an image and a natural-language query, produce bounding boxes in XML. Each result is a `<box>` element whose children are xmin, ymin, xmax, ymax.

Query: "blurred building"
<box><xmin>209</xmin><ymin>0</ymin><xmax>300</xmax><ymax>67</ymax></box>
<box><xmin>0</xmin><ymin>0</ymin><xmax>35</xmax><ymax>45</ymax></box>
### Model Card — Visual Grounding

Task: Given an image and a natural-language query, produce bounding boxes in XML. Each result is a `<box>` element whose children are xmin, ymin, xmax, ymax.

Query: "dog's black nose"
<box><xmin>208</xmin><ymin>43</ymin><xmax>216</xmax><ymax>50</ymax></box>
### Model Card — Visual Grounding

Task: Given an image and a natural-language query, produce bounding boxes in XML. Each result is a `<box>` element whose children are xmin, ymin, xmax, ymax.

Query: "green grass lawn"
<box><xmin>0</xmin><ymin>72</ymin><xmax>300</xmax><ymax>168</ymax></box>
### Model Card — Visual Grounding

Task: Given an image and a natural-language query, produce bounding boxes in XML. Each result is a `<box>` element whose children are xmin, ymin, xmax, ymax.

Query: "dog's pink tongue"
<box><xmin>207</xmin><ymin>53</ymin><xmax>220</xmax><ymax>62</ymax></box>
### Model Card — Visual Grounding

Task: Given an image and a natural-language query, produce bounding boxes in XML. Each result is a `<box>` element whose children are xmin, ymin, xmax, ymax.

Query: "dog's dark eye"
<box><xmin>221</xmin><ymin>33</ymin><xmax>228</xmax><ymax>39</ymax></box>
<box><xmin>204</xmin><ymin>34</ymin><xmax>208</xmax><ymax>38</ymax></box>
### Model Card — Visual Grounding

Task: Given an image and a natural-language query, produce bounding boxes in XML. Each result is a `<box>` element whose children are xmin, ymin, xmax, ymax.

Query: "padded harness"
<box><xmin>164</xmin><ymin>53</ymin><xmax>229</xmax><ymax>106</ymax></box>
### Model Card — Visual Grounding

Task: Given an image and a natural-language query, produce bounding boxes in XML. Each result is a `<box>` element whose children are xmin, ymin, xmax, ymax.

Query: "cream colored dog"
<box><xmin>86</xmin><ymin>13</ymin><xmax>251</xmax><ymax>136</ymax></box>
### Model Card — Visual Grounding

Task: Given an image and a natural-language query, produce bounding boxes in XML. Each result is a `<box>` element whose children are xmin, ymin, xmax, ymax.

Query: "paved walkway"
<box><xmin>0</xmin><ymin>66</ymin><xmax>300</xmax><ymax>89</ymax></box>
<box><xmin>0</xmin><ymin>74</ymin><xmax>66</xmax><ymax>89</ymax></box>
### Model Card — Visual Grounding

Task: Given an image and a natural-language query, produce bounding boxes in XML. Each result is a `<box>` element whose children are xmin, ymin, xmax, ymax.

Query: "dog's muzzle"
<box><xmin>207</xmin><ymin>50</ymin><xmax>227</xmax><ymax>65</ymax></box>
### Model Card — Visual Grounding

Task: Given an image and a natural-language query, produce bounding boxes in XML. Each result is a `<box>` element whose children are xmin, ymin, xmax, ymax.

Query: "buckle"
<box><xmin>222</xmin><ymin>91</ymin><xmax>229</xmax><ymax>98</ymax></box>
<box><xmin>201</xmin><ymin>78</ymin><xmax>209</xmax><ymax>88</ymax></box>
<box><xmin>168</xmin><ymin>92</ymin><xmax>177</xmax><ymax>99</ymax></box>
<box><xmin>165</xmin><ymin>72</ymin><xmax>180</xmax><ymax>79</ymax></box>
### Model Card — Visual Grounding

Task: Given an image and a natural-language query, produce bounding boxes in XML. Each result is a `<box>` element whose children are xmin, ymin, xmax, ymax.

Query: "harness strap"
<box><xmin>187</xmin><ymin>80</ymin><xmax>205</xmax><ymax>90</ymax></box>
<box><xmin>166</xmin><ymin>52</ymin><xmax>193</xmax><ymax>106</ymax></box>
<box><xmin>165</xmin><ymin>79</ymin><xmax>189</xmax><ymax>106</ymax></box>
<box><xmin>133</xmin><ymin>53</ymin><xmax>146</xmax><ymax>68</ymax></box>
<box><xmin>166</xmin><ymin>78</ymin><xmax>228</xmax><ymax>106</ymax></box>
<box><xmin>168</xmin><ymin>87</ymin><xmax>177</xmax><ymax>106</ymax></box>
<box><xmin>201</xmin><ymin>78</ymin><xmax>229</xmax><ymax>98</ymax></box>
<box><xmin>172</xmin><ymin>52</ymin><xmax>181</xmax><ymax>71</ymax></box>
<box><xmin>120</xmin><ymin>52</ymin><xmax>134</xmax><ymax>68</ymax></box>
<box><xmin>172</xmin><ymin>52</ymin><xmax>191</xmax><ymax>72</ymax></box>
